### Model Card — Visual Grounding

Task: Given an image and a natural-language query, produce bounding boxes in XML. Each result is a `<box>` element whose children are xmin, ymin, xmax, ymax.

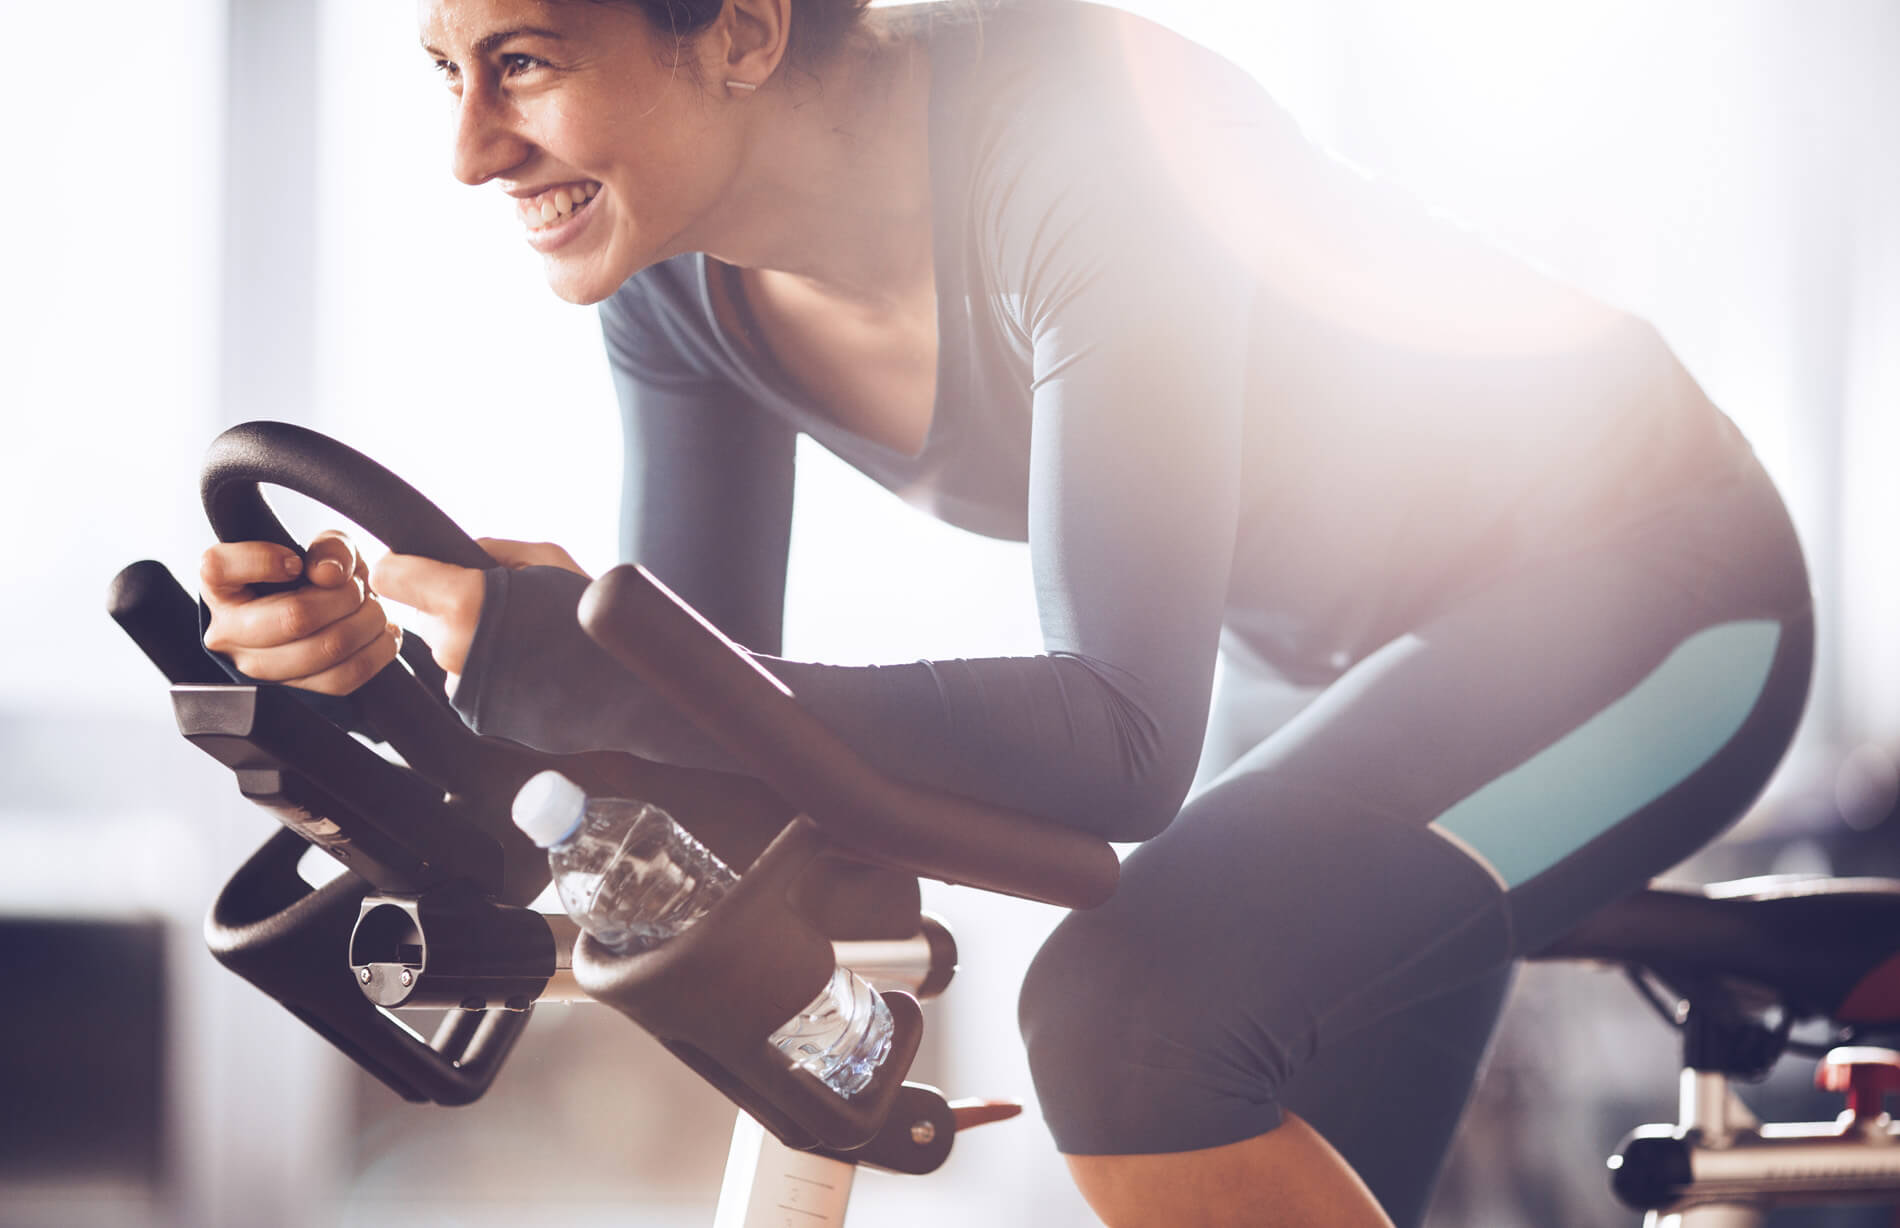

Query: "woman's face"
<box><xmin>419</xmin><ymin>0</ymin><xmax>738</xmax><ymax>304</ymax></box>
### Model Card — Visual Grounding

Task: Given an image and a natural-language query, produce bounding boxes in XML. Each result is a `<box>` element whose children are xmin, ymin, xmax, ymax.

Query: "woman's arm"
<box><xmin>744</xmin><ymin>81</ymin><xmax>1252</xmax><ymax>840</ymax></box>
<box><xmin>449</xmin><ymin>279</ymin><xmax>797</xmax><ymax>764</ymax></box>
<box><xmin>450</xmin><ymin>80</ymin><xmax>1252</xmax><ymax>843</ymax></box>
<box><xmin>609</xmin><ymin>295</ymin><xmax>798</xmax><ymax>658</ymax></box>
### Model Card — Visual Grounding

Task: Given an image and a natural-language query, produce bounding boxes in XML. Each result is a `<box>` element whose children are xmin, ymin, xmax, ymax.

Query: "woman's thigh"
<box><xmin>1018</xmin><ymin>468</ymin><xmax>1812</xmax><ymax>1206</ymax></box>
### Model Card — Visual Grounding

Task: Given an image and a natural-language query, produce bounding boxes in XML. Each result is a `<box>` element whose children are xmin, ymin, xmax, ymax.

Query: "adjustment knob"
<box><xmin>1817</xmin><ymin>1046</ymin><xmax>1900</xmax><ymax>1119</ymax></box>
<box><xmin>1609</xmin><ymin>1125</ymin><xmax>1693</xmax><ymax>1211</ymax></box>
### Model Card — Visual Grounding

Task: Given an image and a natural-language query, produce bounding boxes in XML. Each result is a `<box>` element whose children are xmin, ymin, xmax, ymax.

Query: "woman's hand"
<box><xmin>200</xmin><ymin>530</ymin><xmax>401</xmax><ymax>695</ymax></box>
<box><xmin>371</xmin><ymin>538</ymin><xmax>591</xmax><ymax>679</ymax></box>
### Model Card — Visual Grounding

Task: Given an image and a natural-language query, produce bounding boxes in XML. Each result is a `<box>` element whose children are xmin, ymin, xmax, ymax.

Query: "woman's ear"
<box><xmin>716</xmin><ymin>0</ymin><xmax>792</xmax><ymax>93</ymax></box>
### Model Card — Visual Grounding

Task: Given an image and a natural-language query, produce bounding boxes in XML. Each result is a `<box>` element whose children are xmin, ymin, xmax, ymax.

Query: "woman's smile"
<box><xmin>422</xmin><ymin>0</ymin><xmax>740</xmax><ymax>303</ymax></box>
<box><xmin>513</xmin><ymin>180</ymin><xmax>604</xmax><ymax>252</ymax></box>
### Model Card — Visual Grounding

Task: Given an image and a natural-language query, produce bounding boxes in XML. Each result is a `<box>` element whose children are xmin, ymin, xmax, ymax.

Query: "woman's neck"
<box><xmin>693</xmin><ymin>21</ymin><xmax>936</xmax><ymax>310</ymax></box>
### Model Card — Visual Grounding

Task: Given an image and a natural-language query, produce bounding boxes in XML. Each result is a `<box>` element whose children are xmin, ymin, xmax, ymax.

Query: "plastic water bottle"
<box><xmin>513</xmin><ymin>770</ymin><xmax>894</xmax><ymax>1098</ymax></box>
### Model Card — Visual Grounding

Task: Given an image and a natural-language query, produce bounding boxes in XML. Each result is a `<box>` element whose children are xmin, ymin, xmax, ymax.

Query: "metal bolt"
<box><xmin>358</xmin><ymin>968</ymin><xmax>372</xmax><ymax>984</ymax></box>
<box><xmin>399</xmin><ymin>969</ymin><xmax>414</xmax><ymax>987</ymax></box>
<box><xmin>909</xmin><ymin>1120</ymin><xmax>936</xmax><ymax>1146</ymax></box>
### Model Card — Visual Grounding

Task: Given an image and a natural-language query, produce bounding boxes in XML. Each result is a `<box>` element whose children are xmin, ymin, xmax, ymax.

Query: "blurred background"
<box><xmin>3</xmin><ymin>0</ymin><xmax>1898</xmax><ymax>1224</ymax></box>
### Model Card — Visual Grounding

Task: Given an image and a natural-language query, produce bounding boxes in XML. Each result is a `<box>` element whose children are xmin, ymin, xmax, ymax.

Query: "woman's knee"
<box><xmin>1017</xmin><ymin>912</ymin><xmax>1125</xmax><ymax>1113</ymax></box>
<box><xmin>1019</xmin><ymin>914</ymin><xmax>1155</xmax><ymax>1150</ymax></box>
<box><xmin>1018</xmin><ymin>909</ymin><xmax>1289</xmax><ymax>1155</ymax></box>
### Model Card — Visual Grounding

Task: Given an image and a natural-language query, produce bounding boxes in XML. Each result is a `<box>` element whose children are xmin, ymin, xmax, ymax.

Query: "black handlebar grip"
<box><xmin>578</xmin><ymin>564</ymin><xmax>1120</xmax><ymax>910</ymax></box>
<box><xmin>200</xmin><ymin>421</ymin><xmax>494</xmax><ymax>570</ymax></box>
<box><xmin>197</xmin><ymin>422</ymin><xmax>509</xmax><ymax>794</ymax></box>
<box><xmin>107</xmin><ymin>560</ymin><xmax>230</xmax><ymax>685</ymax></box>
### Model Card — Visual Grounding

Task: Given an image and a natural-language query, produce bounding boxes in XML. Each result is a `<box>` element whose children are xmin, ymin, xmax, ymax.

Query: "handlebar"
<box><xmin>110</xmin><ymin>418</ymin><xmax>1120</xmax><ymax>1142</ymax></box>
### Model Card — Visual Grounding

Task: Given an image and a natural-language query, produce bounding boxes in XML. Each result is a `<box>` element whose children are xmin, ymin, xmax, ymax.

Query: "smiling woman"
<box><xmin>420</xmin><ymin>0</ymin><xmax>903</xmax><ymax>306</ymax></box>
<box><xmin>202</xmin><ymin>0</ymin><xmax>1816</xmax><ymax>1223</ymax></box>
<box><xmin>422</xmin><ymin>0</ymin><xmax>746</xmax><ymax>304</ymax></box>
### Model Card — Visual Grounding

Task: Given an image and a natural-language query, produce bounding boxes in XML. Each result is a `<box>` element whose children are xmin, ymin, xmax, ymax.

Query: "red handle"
<box><xmin>1817</xmin><ymin>1046</ymin><xmax>1900</xmax><ymax>1119</ymax></box>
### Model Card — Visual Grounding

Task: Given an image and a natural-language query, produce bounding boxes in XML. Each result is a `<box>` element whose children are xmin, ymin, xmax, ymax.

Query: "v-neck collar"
<box><xmin>693</xmin><ymin>4</ymin><xmax>973</xmax><ymax>466</ymax></box>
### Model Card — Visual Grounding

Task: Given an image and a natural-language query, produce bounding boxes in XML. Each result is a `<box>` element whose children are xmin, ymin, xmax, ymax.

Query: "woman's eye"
<box><xmin>500</xmin><ymin>53</ymin><xmax>547</xmax><ymax>77</ymax></box>
<box><xmin>431</xmin><ymin>58</ymin><xmax>460</xmax><ymax>83</ymax></box>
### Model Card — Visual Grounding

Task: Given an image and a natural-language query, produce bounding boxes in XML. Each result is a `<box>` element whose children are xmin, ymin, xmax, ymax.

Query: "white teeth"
<box><xmin>521</xmin><ymin>182</ymin><xmax>600</xmax><ymax>231</ymax></box>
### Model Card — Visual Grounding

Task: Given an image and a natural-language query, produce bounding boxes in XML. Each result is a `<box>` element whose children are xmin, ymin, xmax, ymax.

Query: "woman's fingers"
<box><xmin>200</xmin><ymin>532</ymin><xmax>502</xmax><ymax>689</ymax></box>
<box><xmin>370</xmin><ymin>553</ymin><xmax>486</xmax><ymax>676</ymax></box>
<box><xmin>201</xmin><ymin>531</ymin><xmax>389</xmax><ymax>694</ymax></box>
<box><xmin>375</xmin><ymin>542</ymin><xmax>581</xmax><ymax>679</ymax></box>
<box><xmin>262</xmin><ymin>596</ymin><xmax>403</xmax><ymax>694</ymax></box>
<box><xmin>204</xmin><ymin>564</ymin><xmax>368</xmax><ymax>652</ymax></box>
<box><xmin>199</xmin><ymin>529</ymin><xmax>360</xmax><ymax>607</ymax></box>
<box><xmin>305</xmin><ymin>529</ymin><xmax>365</xmax><ymax>588</ymax></box>
<box><xmin>199</xmin><ymin>541</ymin><xmax>305</xmax><ymax>601</ymax></box>
<box><xmin>477</xmin><ymin>537</ymin><xmax>591</xmax><ymax>577</ymax></box>
<box><xmin>212</xmin><ymin>587</ymin><xmax>396</xmax><ymax>688</ymax></box>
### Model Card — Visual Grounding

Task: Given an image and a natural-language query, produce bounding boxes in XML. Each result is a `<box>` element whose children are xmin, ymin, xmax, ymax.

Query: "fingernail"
<box><xmin>283</xmin><ymin>554</ymin><xmax>303</xmax><ymax>578</ymax></box>
<box><xmin>315</xmin><ymin>559</ymin><xmax>346</xmax><ymax>584</ymax></box>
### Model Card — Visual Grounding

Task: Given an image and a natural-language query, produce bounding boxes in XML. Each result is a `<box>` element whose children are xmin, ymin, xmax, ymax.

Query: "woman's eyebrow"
<box><xmin>421</xmin><ymin>27</ymin><xmax>567</xmax><ymax>58</ymax></box>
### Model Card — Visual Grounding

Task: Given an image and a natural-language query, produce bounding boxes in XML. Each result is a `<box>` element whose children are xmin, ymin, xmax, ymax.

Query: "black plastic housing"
<box><xmin>822</xmin><ymin>1083</ymin><xmax>957</xmax><ymax>1175</ymax></box>
<box><xmin>1610</xmin><ymin>1126</ymin><xmax>1694</xmax><ymax>1211</ymax></box>
<box><xmin>108</xmin><ymin>550</ymin><xmax>791</xmax><ymax>1108</ymax></box>
<box><xmin>205</xmin><ymin>827</ymin><xmax>533</xmax><ymax>1105</ymax></box>
<box><xmin>350</xmin><ymin>888</ymin><xmax>556</xmax><ymax>1011</ymax></box>
<box><xmin>174</xmin><ymin>683</ymin><xmax>500</xmax><ymax>896</ymax></box>
<box><xmin>112</xmin><ymin>419</ymin><xmax>1124</xmax><ymax>1142</ymax></box>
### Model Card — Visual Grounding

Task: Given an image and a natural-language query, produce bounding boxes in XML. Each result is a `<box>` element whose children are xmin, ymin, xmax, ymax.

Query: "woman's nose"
<box><xmin>450</xmin><ymin>86</ymin><xmax>527</xmax><ymax>186</ymax></box>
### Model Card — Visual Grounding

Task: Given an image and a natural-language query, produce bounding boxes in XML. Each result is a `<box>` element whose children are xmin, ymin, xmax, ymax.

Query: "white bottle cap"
<box><xmin>512</xmin><ymin>770</ymin><xmax>587</xmax><ymax>848</ymax></box>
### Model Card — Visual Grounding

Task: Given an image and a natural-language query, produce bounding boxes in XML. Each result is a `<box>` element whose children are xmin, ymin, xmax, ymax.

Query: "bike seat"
<box><xmin>1533</xmin><ymin>876</ymin><xmax>1900</xmax><ymax>1027</ymax></box>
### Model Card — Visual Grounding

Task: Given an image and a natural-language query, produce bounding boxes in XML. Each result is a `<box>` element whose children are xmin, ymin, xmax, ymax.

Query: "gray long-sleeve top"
<box><xmin>452</xmin><ymin>0</ymin><xmax>1751</xmax><ymax>842</ymax></box>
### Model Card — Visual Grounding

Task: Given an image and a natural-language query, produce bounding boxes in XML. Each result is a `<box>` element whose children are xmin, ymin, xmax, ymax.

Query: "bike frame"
<box><xmin>1607</xmin><ymin>989</ymin><xmax>1900</xmax><ymax>1224</ymax></box>
<box><xmin>1638</xmin><ymin>1064</ymin><xmax>1900</xmax><ymax>1226</ymax></box>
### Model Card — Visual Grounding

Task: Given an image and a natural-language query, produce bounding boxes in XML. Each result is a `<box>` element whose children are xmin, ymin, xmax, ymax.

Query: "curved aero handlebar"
<box><xmin>199</xmin><ymin>421</ymin><xmax>525</xmax><ymax>819</ymax></box>
<box><xmin>115</xmin><ymin>419</ymin><xmax>1119</xmax><ymax>1130</ymax></box>
<box><xmin>202</xmin><ymin>418</ymin><xmax>1118</xmax><ymax>910</ymax></box>
<box><xmin>201</xmin><ymin>419</ymin><xmax>496</xmax><ymax>570</ymax></box>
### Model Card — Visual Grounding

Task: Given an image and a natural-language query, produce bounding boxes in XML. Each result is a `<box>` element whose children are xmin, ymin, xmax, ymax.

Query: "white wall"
<box><xmin>3</xmin><ymin>0</ymin><xmax>225</xmax><ymax>713</ymax></box>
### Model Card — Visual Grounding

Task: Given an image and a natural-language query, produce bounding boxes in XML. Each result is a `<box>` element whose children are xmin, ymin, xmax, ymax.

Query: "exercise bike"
<box><xmin>108</xmin><ymin>420</ymin><xmax>1118</xmax><ymax>1226</ymax></box>
<box><xmin>112</xmin><ymin>421</ymin><xmax>1900</xmax><ymax>1225</ymax></box>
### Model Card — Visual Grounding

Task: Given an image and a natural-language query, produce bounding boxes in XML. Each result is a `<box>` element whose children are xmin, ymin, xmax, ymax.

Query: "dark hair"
<box><xmin>613</xmin><ymin>0</ymin><xmax>876</xmax><ymax>71</ymax></box>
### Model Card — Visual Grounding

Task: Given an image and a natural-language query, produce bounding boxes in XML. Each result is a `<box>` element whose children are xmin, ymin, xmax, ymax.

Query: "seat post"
<box><xmin>714</xmin><ymin>1109</ymin><xmax>857</xmax><ymax>1228</ymax></box>
<box><xmin>1636</xmin><ymin>1070</ymin><xmax>1765</xmax><ymax>1228</ymax></box>
<box><xmin>1678</xmin><ymin>1067</ymin><xmax>1758</xmax><ymax>1148</ymax></box>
